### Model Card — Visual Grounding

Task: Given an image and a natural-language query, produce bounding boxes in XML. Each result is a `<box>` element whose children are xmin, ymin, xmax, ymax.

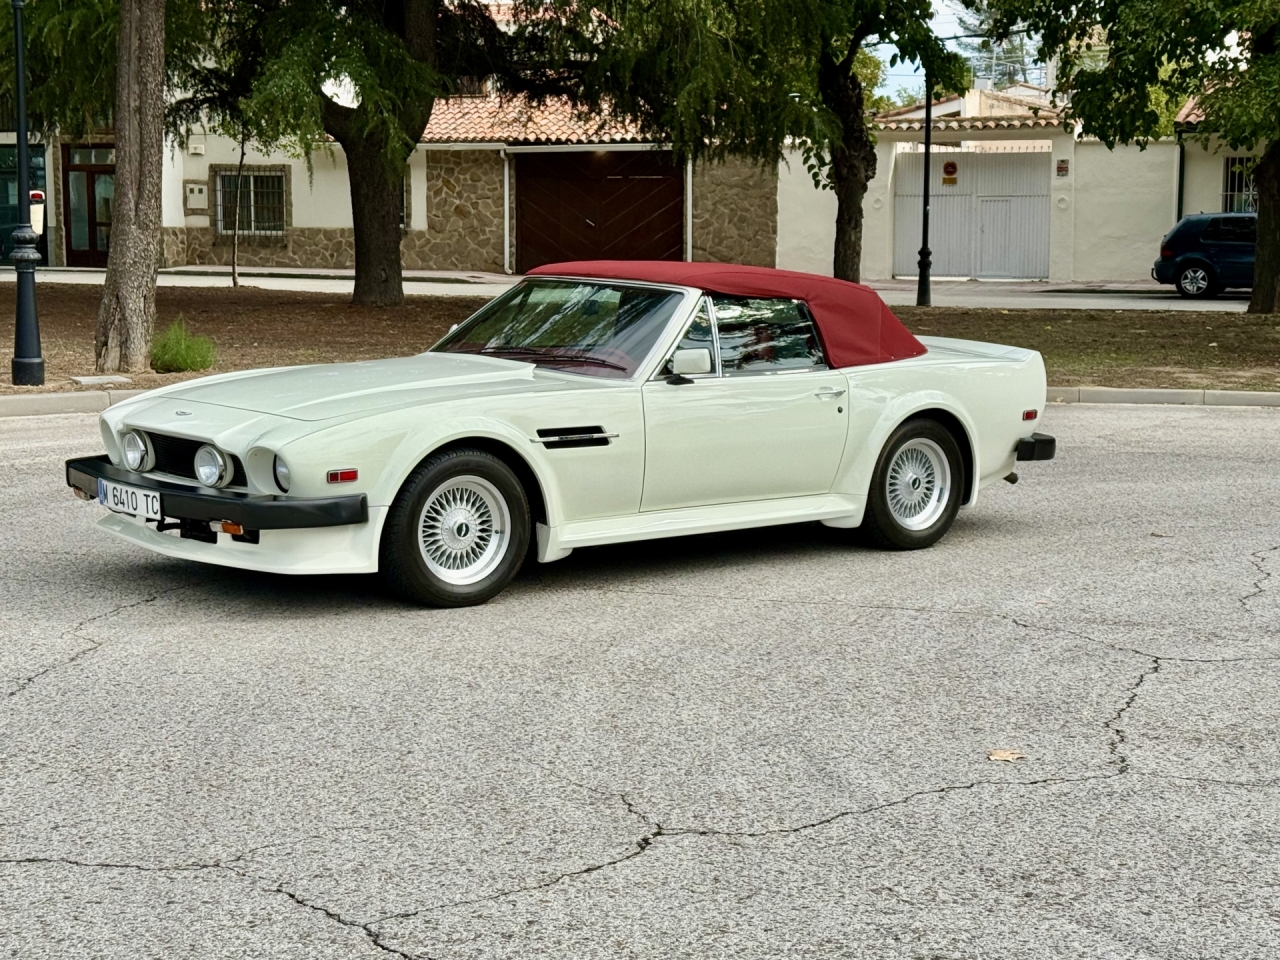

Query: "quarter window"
<box><xmin>659</xmin><ymin>298</ymin><xmax>716</xmax><ymax>377</ymax></box>
<box><xmin>710</xmin><ymin>295</ymin><xmax>826</xmax><ymax>375</ymax></box>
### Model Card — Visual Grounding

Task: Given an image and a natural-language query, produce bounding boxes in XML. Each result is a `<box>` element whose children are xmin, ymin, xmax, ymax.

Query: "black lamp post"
<box><xmin>10</xmin><ymin>0</ymin><xmax>43</xmax><ymax>385</ymax></box>
<box><xmin>915</xmin><ymin>71</ymin><xmax>933</xmax><ymax>308</ymax></box>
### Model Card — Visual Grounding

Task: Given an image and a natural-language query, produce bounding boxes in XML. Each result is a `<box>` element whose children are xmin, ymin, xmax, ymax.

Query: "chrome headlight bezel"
<box><xmin>194</xmin><ymin>444</ymin><xmax>230</xmax><ymax>488</ymax></box>
<box><xmin>121</xmin><ymin>430</ymin><xmax>153</xmax><ymax>472</ymax></box>
<box><xmin>272</xmin><ymin>455</ymin><xmax>291</xmax><ymax>493</ymax></box>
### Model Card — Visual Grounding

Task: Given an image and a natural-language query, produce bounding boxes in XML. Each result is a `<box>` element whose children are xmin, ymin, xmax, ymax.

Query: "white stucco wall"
<box><xmin>775</xmin><ymin>150</ymin><xmax>836</xmax><ymax>275</ymax></box>
<box><xmin>774</xmin><ymin>141</ymin><xmax>895</xmax><ymax>279</ymax></box>
<box><xmin>176</xmin><ymin>131</ymin><xmax>354</xmax><ymax>229</ymax></box>
<box><xmin>1070</xmin><ymin>139</ymin><xmax>1179</xmax><ymax>281</ymax></box>
<box><xmin>1181</xmin><ymin>138</ymin><xmax>1258</xmax><ymax>216</ymax></box>
<box><xmin>161</xmin><ymin>137</ymin><xmax>186</xmax><ymax>228</ymax></box>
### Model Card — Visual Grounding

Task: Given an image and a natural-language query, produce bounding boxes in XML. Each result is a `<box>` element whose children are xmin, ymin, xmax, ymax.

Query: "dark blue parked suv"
<box><xmin>1153</xmin><ymin>212</ymin><xmax>1256</xmax><ymax>298</ymax></box>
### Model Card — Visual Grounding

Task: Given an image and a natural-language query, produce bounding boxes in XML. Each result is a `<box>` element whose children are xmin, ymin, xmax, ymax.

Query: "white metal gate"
<box><xmin>893</xmin><ymin>151</ymin><xmax>1050</xmax><ymax>279</ymax></box>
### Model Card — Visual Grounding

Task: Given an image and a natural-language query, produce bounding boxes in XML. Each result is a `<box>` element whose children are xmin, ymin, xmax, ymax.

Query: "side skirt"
<box><xmin>539</xmin><ymin>494</ymin><xmax>866</xmax><ymax>561</ymax></box>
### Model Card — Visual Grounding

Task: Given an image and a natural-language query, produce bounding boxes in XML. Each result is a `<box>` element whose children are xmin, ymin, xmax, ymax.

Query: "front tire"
<box><xmin>380</xmin><ymin>448</ymin><xmax>530</xmax><ymax>607</ymax></box>
<box><xmin>1176</xmin><ymin>264</ymin><xmax>1219</xmax><ymax>298</ymax></box>
<box><xmin>859</xmin><ymin>419</ymin><xmax>963</xmax><ymax>550</ymax></box>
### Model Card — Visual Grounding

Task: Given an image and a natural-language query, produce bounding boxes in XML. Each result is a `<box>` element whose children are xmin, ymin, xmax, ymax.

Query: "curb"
<box><xmin>0</xmin><ymin>389</ymin><xmax>147</xmax><ymax>417</ymax></box>
<box><xmin>2</xmin><ymin>385</ymin><xmax>1279</xmax><ymax>418</ymax></box>
<box><xmin>1046</xmin><ymin>386</ymin><xmax>1280</xmax><ymax>406</ymax></box>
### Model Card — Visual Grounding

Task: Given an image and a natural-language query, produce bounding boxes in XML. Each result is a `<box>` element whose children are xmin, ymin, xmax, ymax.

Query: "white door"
<box><xmin>641</xmin><ymin>294</ymin><xmax>849</xmax><ymax>511</ymax></box>
<box><xmin>978</xmin><ymin>198</ymin><xmax>1014</xmax><ymax>277</ymax></box>
<box><xmin>893</xmin><ymin>150</ymin><xmax>1050</xmax><ymax>279</ymax></box>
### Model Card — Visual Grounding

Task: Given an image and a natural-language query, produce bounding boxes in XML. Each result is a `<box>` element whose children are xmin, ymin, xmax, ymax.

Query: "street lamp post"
<box><xmin>915</xmin><ymin>71</ymin><xmax>933</xmax><ymax>308</ymax></box>
<box><xmin>9</xmin><ymin>0</ymin><xmax>43</xmax><ymax>385</ymax></box>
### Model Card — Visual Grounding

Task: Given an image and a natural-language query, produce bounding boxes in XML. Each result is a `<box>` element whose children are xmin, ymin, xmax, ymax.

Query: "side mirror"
<box><xmin>671</xmin><ymin>347</ymin><xmax>711</xmax><ymax>376</ymax></box>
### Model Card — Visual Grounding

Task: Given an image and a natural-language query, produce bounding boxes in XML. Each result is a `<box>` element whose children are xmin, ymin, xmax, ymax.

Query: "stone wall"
<box><xmin>692</xmin><ymin>157</ymin><xmax>778</xmax><ymax>266</ymax></box>
<box><xmin>403</xmin><ymin>150</ymin><xmax>505</xmax><ymax>272</ymax></box>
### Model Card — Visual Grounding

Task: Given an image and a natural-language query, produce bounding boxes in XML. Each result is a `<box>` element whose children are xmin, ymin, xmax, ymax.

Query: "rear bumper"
<box><xmin>1015</xmin><ymin>433</ymin><xmax>1056</xmax><ymax>461</ymax></box>
<box><xmin>1152</xmin><ymin>260</ymin><xmax>1176</xmax><ymax>284</ymax></box>
<box><xmin>66</xmin><ymin>455</ymin><xmax>367</xmax><ymax>529</ymax></box>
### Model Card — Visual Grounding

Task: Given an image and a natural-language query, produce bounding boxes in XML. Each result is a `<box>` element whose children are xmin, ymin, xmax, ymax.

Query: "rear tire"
<box><xmin>1176</xmin><ymin>264</ymin><xmax>1219</xmax><ymax>298</ymax></box>
<box><xmin>379</xmin><ymin>448</ymin><xmax>530</xmax><ymax>607</ymax></box>
<box><xmin>858</xmin><ymin>419</ymin><xmax>963</xmax><ymax>550</ymax></box>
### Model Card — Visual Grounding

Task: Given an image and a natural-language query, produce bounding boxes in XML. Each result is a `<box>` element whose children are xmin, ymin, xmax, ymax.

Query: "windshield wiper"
<box><xmin>479</xmin><ymin>348</ymin><xmax>627</xmax><ymax>371</ymax></box>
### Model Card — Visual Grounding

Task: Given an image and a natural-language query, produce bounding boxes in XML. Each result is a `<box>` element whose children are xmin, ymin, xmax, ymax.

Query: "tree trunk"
<box><xmin>819</xmin><ymin>48</ymin><xmax>877</xmax><ymax>283</ymax></box>
<box><xmin>1249</xmin><ymin>139</ymin><xmax>1280</xmax><ymax>315</ymax></box>
<box><xmin>231</xmin><ymin>136</ymin><xmax>246</xmax><ymax>287</ymax></box>
<box><xmin>344</xmin><ymin>136</ymin><xmax>408</xmax><ymax>306</ymax></box>
<box><xmin>94</xmin><ymin>0</ymin><xmax>164</xmax><ymax>372</ymax></box>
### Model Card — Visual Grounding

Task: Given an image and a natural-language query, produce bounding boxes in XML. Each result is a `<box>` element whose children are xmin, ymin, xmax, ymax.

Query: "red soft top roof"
<box><xmin>527</xmin><ymin>261</ymin><xmax>926</xmax><ymax>368</ymax></box>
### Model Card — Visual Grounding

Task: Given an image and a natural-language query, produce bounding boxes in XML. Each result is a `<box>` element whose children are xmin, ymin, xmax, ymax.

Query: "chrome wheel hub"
<box><xmin>418</xmin><ymin>476</ymin><xmax>511</xmax><ymax>586</ymax></box>
<box><xmin>1180</xmin><ymin>268</ymin><xmax>1208</xmax><ymax>294</ymax></box>
<box><xmin>886</xmin><ymin>438</ymin><xmax>951</xmax><ymax>531</ymax></box>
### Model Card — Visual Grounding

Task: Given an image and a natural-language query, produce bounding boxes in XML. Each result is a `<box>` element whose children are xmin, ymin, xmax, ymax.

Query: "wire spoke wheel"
<box><xmin>885</xmin><ymin>437</ymin><xmax>951</xmax><ymax>531</ymax></box>
<box><xmin>417</xmin><ymin>475</ymin><xmax>511</xmax><ymax>586</ymax></box>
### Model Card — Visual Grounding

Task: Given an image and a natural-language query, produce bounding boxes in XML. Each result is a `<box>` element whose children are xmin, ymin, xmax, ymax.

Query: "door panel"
<box><xmin>978</xmin><ymin>198</ymin><xmax>1013</xmax><ymax>278</ymax></box>
<box><xmin>641</xmin><ymin>372</ymin><xmax>850</xmax><ymax>511</ymax></box>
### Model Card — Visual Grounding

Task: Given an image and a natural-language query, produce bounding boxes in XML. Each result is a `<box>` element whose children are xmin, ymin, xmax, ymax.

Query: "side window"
<box><xmin>658</xmin><ymin>298</ymin><xmax>716</xmax><ymax>377</ymax></box>
<box><xmin>711</xmin><ymin>295</ymin><xmax>826</xmax><ymax>376</ymax></box>
<box><xmin>1226</xmin><ymin>218</ymin><xmax>1257</xmax><ymax>244</ymax></box>
<box><xmin>1202</xmin><ymin>218</ymin><xmax>1226</xmax><ymax>241</ymax></box>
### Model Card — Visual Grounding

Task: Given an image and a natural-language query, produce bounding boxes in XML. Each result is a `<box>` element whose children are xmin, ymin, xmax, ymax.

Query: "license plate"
<box><xmin>97</xmin><ymin>478</ymin><xmax>162</xmax><ymax>520</ymax></box>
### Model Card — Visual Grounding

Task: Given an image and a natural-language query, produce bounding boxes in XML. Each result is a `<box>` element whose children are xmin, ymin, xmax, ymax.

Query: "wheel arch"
<box><xmin>426</xmin><ymin>435</ymin><xmax>549</xmax><ymax>528</ymax></box>
<box><xmin>899</xmin><ymin>407</ymin><xmax>977</xmax><ymax>505</ymax></box>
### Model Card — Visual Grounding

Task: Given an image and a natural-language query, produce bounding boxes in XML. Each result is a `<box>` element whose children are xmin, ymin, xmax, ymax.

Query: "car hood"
<box><xmin>156</xmin><ymin>352</ymin><xmax>538</xmax><ymax>421</ymax></box>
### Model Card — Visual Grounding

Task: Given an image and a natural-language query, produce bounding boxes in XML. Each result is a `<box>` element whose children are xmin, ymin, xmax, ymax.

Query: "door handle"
<box><xmin>814</xmin><ymin>387</ymin><xmax>846</xmax><ymax>400</ymax></box>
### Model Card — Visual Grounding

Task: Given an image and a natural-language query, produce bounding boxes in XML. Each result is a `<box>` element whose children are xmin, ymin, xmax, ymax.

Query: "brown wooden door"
<box><xmin>516</xmin><ymin>151</ymin><xmax>683</xmax><ymax>273</ymax></box>
<box><xmin>61</xmin><ymin>144</ymin><xmax>116</xmax><ymax>268</ymax></box>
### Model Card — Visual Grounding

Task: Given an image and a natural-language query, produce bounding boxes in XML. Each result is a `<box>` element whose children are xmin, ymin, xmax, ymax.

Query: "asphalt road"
<box><xmin>2</xmin><ymin>405</ymin><xmax>1278</xmax><ymax>960</ymax></box>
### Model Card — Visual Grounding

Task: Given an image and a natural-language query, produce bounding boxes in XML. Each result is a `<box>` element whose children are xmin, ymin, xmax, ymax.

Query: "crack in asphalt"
<box><xmin>1241</xmin><ymin>544</ymin><xmax>1279</xmax><ymax>610</ymax></box>
<box><xmin>1102</xmin><ymin>656</ymin><xmax>1162</xmax><ymax>774</ymax></box>
<box><xmin>4</xmin><ymin>580</ymin><xmax>209</xmax><ymax>702</ymax></box>
<box><xmin>272</xmin><ymin>883</ymin><xmax>430</xmax><ymax>960</ymax></box>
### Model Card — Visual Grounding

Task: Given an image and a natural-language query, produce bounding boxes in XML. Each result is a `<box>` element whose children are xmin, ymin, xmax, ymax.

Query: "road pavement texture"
<box><xmin>2</xmin><ymin>405</ymin><xmax>1277</xmax><ymax>959</ymax></box>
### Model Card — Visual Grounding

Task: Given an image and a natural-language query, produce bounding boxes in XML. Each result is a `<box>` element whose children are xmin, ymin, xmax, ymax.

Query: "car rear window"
<box><xmin>1203</xmin><ymin>217</ymin><xmax>1257</xmax><ymax>243</ymax></box>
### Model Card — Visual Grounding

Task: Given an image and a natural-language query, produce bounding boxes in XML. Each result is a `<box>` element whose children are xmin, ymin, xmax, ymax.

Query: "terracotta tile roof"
<box><xmin>874</xmin><ymin>115</ymin><xmax>1063</xmax><ymax>132</ymax></box>
<box><xmin>1175</xmin><ymin>97</ymin><xmax>1204</xmax><ymax>125</ymax></box>
<box><xmin>421</xmin><ymin>95</ymin><xmax>646</xmax><ymax>145</ymax></box>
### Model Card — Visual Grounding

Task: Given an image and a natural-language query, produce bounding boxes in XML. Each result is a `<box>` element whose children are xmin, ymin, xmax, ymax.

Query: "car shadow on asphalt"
<box><xmin>102</xmin><ymin>514</ymin><xmax>993</xmax><ymax>614</ymax></box>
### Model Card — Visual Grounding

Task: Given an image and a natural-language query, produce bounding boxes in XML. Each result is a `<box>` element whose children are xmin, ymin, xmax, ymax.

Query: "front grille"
<box><xmin>144</xmin><ymin>431</ymin><xmax>247</xmax><ymax>487</ymax></box>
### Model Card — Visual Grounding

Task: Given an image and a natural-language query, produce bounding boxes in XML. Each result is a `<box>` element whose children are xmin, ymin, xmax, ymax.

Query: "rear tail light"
<box><xmin>1160</xmin><ymin>244</ymin><xmax>1173</xmax><ymax>258</ymax></box>
<box><xmin>327</xmin><ymin>468</ymin><xmax>358</xmax><ymax>483</ymax></box>
<box><xmin>1023</xmin><ymin>409</ymin><xmax>1038</xmax><ymax>421</ymax></box>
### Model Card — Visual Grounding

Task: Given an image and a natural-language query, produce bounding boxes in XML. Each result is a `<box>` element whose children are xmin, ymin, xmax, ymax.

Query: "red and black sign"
<box><xmin>942</xmin><ymin>160</ymin><xmax>958</xmax><ymax>177</ymax></box>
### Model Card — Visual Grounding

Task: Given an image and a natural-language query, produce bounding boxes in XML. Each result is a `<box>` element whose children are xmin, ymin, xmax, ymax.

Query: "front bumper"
<box><xmin>1015</xmin><ymin>433</ymin><xmax>1056</xmax><ymax>461</ymax></box>
<box><xmin>66</xmin><ymin>455</ymin><xmax>368</xmax><ymax>529</ymax></box>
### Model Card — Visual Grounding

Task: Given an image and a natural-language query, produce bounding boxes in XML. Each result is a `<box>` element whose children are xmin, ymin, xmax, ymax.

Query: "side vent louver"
<box><xmin>534</xmin><ymin>426</ymin><xmax>617</xmax><ymax>449</ymax></box>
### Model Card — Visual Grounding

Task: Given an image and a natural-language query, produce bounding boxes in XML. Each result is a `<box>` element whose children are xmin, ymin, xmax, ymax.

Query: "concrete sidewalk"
<box><xmin>4</xmin><ymin>265</ymin><xmax>1252</xmax><ymax>310</ymax></box>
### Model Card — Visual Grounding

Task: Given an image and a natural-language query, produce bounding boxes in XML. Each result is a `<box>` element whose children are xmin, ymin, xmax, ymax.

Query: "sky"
<box><xmin>871</xmin><ymin>1</ymin><xmax>969</xmax><ymax>99</ymax></box>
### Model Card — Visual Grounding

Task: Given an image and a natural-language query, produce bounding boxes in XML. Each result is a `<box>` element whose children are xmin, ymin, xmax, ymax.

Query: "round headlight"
<box><xmin>194</xmin><ymin>444</ymin><xmax>228</xmax><ymax>487</ymax></box>
<box><xmin>273</xmin><ymin>455</ymin><xmax>291</xmax><ymax>493</ymax></box>
<box><xmin>122</xmin><ymin>431</ymin><xmax>150</xmax><ymax>472</ymax></box>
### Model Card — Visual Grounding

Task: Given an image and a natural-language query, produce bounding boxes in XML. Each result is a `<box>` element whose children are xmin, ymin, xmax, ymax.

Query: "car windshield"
<box><xmin>432</xmin><ymin>279</ymin><xmax>685</xmax><ymax>379</ymax></box>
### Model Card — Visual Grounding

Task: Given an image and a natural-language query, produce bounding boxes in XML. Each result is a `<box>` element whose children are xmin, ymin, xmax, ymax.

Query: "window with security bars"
<box><xmin>216</xmin><ymin>172</ymin><xmax>286</xmax><ymax>236</ymax></box>
<box><xmin>1222</xmin><ymin>158</ymin><xmax>1258</xmax><ymax>213</ymax></box>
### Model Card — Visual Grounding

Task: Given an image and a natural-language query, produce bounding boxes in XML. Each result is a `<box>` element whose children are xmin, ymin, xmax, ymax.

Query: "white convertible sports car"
<box><xmin>67</xmin><ymin>261</ymin><xmax>1055</xmax><ymax>606</ymax></box>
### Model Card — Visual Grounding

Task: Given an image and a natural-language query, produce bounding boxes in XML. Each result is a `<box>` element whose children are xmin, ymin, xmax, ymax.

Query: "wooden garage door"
<box><xmin>516</xmin><ymin>151</ymin><xmax>683</xmax><ymax>273</ymax></box>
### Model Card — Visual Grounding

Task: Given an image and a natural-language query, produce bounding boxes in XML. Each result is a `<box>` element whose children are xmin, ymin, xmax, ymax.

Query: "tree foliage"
<box><xmin>531</xmin><ymin>0</ymin><xmax>966</xmax><ymax>281</ymax></box>
<box><xmin>973</xmin><ymin>0</ymin><xmax>1280</xmax><ymax>311</ymax></box>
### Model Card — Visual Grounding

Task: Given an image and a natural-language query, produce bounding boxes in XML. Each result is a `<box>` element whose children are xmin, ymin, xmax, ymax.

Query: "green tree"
<box><xmin>537</xmin><ymin>1</ymin><xmax>966</xmax><ymax>282</ymax></box>
<box><xmin>956</xmin><ymin>0</ymin><xmax>1040</xmax><ymax>87</ymax></box>
<box><xmin>240</xmin><ymin>0</ymin><xmax>513</xmax><ymax>305</ymax></box>
<box><xmin>974</xmin><ymin>0</ymin><xmax>1280</xmax><ymax>313</ymax></box>
<box><xmin>1</xmin><ymin>0</ymin><xmax>206</xmax><ymax>371</ymax></box>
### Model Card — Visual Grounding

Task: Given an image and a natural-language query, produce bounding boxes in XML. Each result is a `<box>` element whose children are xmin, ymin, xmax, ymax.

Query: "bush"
<box><xmin>151</xmin><ymin>317</ymin><xmax>216</xmax><ymax>373</ymax></box>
